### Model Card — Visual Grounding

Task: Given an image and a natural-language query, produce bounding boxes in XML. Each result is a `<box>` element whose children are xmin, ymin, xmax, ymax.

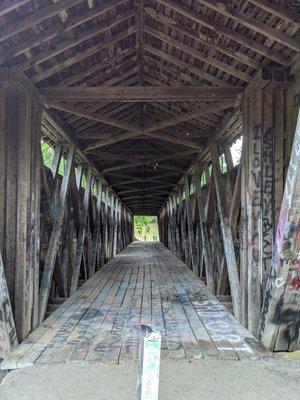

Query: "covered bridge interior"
<box><xmin>0</xmin><ymin>0</ymin><xmax>299</xmax><ymax>368</ymax></box>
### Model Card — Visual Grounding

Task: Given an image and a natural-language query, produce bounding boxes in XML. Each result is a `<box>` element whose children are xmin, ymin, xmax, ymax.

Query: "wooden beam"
<box><xmin>20</xmin><ymin>9</ymin><xmax>136</xmax><ymax>71</ymax></box>
<box><xmin>0</xmin><ymin>0</ymin><xmax>31</xmax><ymax>17</ymax></box>
<box><xmin>107</xmin><ymin>170</ymin><xmax>180</xmax><ymax>182</ymax></box>
<box><xmin>39</xmin><ymin>145</ymin><xmax>75</xmax><ymax>323</ymax></box>
<box><xmin>32</xmin><ymin>27</ymin><xmax>138</xmax><ymax>84</ymax></box>
<box><xmin>248</xmin><ymin>0</ymin><xmax>300</xmax><ymax>27</ymax></box>
<box><xmin>155</xmin><ymin>0</ymin><xmax>289</xmax><ymax>65</ymax></box>
<box><xmin>145</xmin><ymin>44</ymin><xmax>232</xmax><ymax>88</ymax></box>
<box><xmin>0</xmin><ymin>0</ymin><xmax>83</xmax><ymax>43</ymax></box>
<box><xmin>47</xmin><ymin>102</ymin><xmax>139</xmax><ymax>134</ymax></box>
<box><xmin>102</xmin><ymin>161</ymin><xmax>183</xmax><ymax>173</ymax></box>
<box><xmin>209</xmin><ymin>141</ymin><xmax>241</xmax><ymax>320</ymax></box>
<box><xmin>41</xmin><ymin>86</ymin><xmax>242</xmax><ymax>102</ymax></box>
<box><xmin>194</xmin><ymin>166</ymin><xmax>215</xmax><ymax>292</ymax></box>
<box><xmin>118</xmin><ymin>184</ymin><xmax>174</xmax><ymax>195</ymax></box>
<box><xmin>89</xmin><ymin>178</ymin><xmax>103</xmax><ymax>277</ymax></box>
<box><xmin>259</xmin><ymin>109</ymin><xmax>300</xmax><ymax>351</ymax></box>
<box><xmin>50</xmin><ymin>101</ymin><xmax>231</xmax><ymax>151</ymax></box>
<box><xmin>198</xmin><ymin>0</ymin><xmax>299</xmax><ymax>52</ymax></box>
<box><xmin>0</xmin><ymin>0</ymin><xmax>128</xmax><ymax>63</ymax></box>
<box><xmin>70</xmin><ymin>165</ymin><xmax>93</xmax><ymax>295</ymax></box>
<box><xmin>144</xmin><ymin>6</ymin><xmax>260</xmax><ymax>71</ymax></box>
<box><xmin>59</xmin><ymin>48</ymin><xmax>137</xmax><ymax>87</ymax></box>
<box><xmin>144</xmin><ymin>26</ymin><xmax>251</xmax><ymax>82</ymax></box>
<box><xmin>112</xmin><ymin>179</ymin><xmax>168</xmax><ymax>186</ymax></box>
<box><xmin>143</xmin><ymin>101</ymin><xmax>233</xmax><ymax>132</ymax></box>
<box><xmin>97</xmin><ymin>149</ymin><xmax>197</xmax><ymax>163</ymax></box>
<box><xmin>123</xmin><ymin>194</ymin><xmax>166</xmax><ymax>201</ymax></box>
<box><xmin>184</xmin><ymin>176</ymin><xmax>197</xmax><ymax>273</ymax></box>
<box><xmin>0</xmin><ymin>250</ymin><xmax>18</xmax><ymax>356</ymax></box>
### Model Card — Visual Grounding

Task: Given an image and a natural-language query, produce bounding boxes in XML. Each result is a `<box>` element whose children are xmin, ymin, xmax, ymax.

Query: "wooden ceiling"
<box><xmin>0</xmin><ymin>0</ymin><xmax>299</xmax><ymax>214</ymax></box>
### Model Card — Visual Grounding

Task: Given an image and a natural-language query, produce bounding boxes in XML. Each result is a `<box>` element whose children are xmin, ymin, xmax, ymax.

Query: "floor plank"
<box><xmin>1</xmin><ymin>242</ymin><xmax>268</xmax><ymax>370</ymax></box>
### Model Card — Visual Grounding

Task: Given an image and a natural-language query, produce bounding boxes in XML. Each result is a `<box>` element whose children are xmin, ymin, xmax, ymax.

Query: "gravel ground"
<box><xmin>0</xmin><ymin>355</ymin><xmax>299</xmax><ymax>400</ymax></box>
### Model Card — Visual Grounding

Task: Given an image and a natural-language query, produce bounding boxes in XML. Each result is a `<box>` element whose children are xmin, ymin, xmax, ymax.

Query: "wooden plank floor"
<box><xmin>1</xmin><ymin>242</ymin><xmax>268</xmax><ymax>369</ymax></box>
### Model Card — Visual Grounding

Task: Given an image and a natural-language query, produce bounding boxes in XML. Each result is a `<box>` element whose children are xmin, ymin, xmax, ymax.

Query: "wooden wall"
<box><xmin>159</xmin><ymin>66</ymin><xmax>300</xmax><ymax>351</ymax></box>
<box><xmin>0</xmin><ymin>68</ymin><xmax>41</xmax><ymax>344</ymax></box>
<box><xmin>0</xmin><ymin>68</ymin><xmax>134</xmax><ymax>356</ymax></box>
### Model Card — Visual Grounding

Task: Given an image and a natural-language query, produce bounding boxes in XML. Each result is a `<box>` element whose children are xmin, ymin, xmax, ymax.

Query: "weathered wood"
<box><xmin>248</xmin><ymin>0</ymin><xmax>300</xmax><ymax>26</ymax></box>
<box><xmin>194</xmin><ymin>167</ymin><xmax>215</xmax><ymax>293</ymax></box>
<box><xmin>39</xmin><ymin>145</ymin><xmax>76</xmax><ymax>322</ymax></box>
<box><xmin>41</xmin><ymin>86</ymin><xmax>242</xmax><ymax>102</ymax></box>
<box><xmin>70</xmin><ymin>165</ymin><xmax>93</xmax><ymax>295</ymax></box>
<box><xmin>1</xmin><ymin>242</ymin><xmax>266</xmax><ymax>369</ymax></box>
<box><xmin>217</xmin><ymin>157</ymin><xmax>242</xmax><ymax>295</ymax></box>
<box><xmin>0</xmin><ymin>251</ymin><xmax>18</xmax><ymax>357</ymax></box>
<box><xmin>259</xmin><ymin>109</ymin><xmax>300</xmax><ymax>350</ymax></box>
<box><xmin>0</xmin><ymin>1</ymin><xmax>31</xmax><ymax>17</ymax></box>
<box><xmin>32</xmin><ymin>26</ymin><xmax>139</xmax><ymax>84</ymax></box>
<box><xmin>89</xmin><ymin>178</ymin><xmax>103</xmax><ymax>277</ymax></box>
<box><xmin>0</xmin><ymin>0</ymin><xmax>84</xmax><ymax>44</ymax></box>
<box><xmin>50</xmin><ymin>100</ymin><xmax>234</xmax><ymax>152</ymax></box>
<box><xmin>184</xmin><ymin>176</ymin><xmax>197</xmax><ymax>273</ymax></box>
<box><xmin>0</xmin><ymin>74</ymin><xmax>42</xmax><ymax>340</ymax></box>
<box><xmin>145</xmin><ymin>26</ymin><xmax>251</xmax><ymax>83</ymax></box>
<box><xmin>198</xmin><ymin>0</ymin><xmax>299</xmax><ymax>52</ymax></box>
<box><xmin>0</xmin><ymin>0</ymin><xmax>128</xmax><ymax>63</ymax></box>
<box><xmin>155</xmin><ymin>0</ymin><xmax>289</xmax><ymax>65</ymax></box>
<box><xmin>209</xmin><ymin>141</ymin><xmax>241</xmax><ymax>320</ymax></box>
<box><xmin>20</xmin><ymin>9</ymin><xmax>136</xmax><ymax>71</ymax></box>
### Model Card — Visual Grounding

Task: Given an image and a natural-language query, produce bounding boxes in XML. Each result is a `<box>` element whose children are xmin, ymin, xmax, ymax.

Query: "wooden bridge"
<box><xmin>0</xmin><ymin>0</ymin><xmax>299</xmax><ymax>369</ymax></box>
<box><xmin>1</xmin><ymin>242</ymin><xmax>267</xmax><ymax>370</ymax></box>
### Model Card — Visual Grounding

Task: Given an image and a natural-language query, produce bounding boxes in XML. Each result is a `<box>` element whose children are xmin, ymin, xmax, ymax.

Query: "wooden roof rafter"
<box><xmin>0</xmin><ymin>0</ymin><xmax>298</xmax><ymax>214</ymax></box>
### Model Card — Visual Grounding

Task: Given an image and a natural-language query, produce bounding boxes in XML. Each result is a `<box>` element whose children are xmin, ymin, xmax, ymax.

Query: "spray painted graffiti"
<box><xmin>259</xmin><ymin>109</ymin><xmax>300</xmax><ymax>350</ymax></box>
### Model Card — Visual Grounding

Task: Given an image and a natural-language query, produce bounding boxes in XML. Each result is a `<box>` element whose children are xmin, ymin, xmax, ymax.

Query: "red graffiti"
<box><xmin>290</xmin><ymin>262</ymin><xmax>300</xmax><ymax>289</ymax></box>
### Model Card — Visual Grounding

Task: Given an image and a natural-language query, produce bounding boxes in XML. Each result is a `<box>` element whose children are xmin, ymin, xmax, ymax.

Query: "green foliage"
<box><xmin>190</xmin><ymin>182</ymin><xmax>195</xmax><ymax>194</ymax></box>
<box><xmin>41</xmin><ymin>141</ymin><xmax>54</xmax><ymax>168</ymax></box>
<box><xmin>219</xmin><ymin>153</ymin><xmax>227</xmax><ymax>174</ymax></box>
<box><xmin>58</xmin><ymin>156</ymin><xmax>65</xmax><ymax>176</ymax></box>
<box><xmin>200</xmin><ymin>171</ymin><xmax>206</xmax><ymax>187</ymax></box>
<box><xmin>41</xmin><ymin>141</ymin><xmax>65</xmax><ymax>176</ymax></box>
<box><xmin>81</xmin><ymin>173</ymin><xmax>87</xmax><ymax>188</ymax></box>
<box><xmin>134</xmin><ymin>215</ymin><xmax>157</xmax><ymax>236</ymax></box>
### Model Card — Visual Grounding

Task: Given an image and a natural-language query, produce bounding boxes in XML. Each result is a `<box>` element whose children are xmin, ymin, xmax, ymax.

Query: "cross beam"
<box><xmin>48</xmin><ymin>100</ymin><xmax>234</xmax><ymax>150</ymax></box>
<box><xmin>41</xmin><ymin>86</ymin><xmax>242</xmax><ymax>102</ymax></box>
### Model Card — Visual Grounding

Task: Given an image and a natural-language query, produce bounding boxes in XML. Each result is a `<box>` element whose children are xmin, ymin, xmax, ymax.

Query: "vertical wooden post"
<box><xmin>240</xmin><ymin>68</ymin><xmax>287</xmax><ymax>333</ymax></box>
<box><xmin>0</xmin><ymin>68</ymin><xmax>42</xmax><ymax>339</ymax></box>
<box><xmin>259</xmin><ymin>109</ymin><xmax>300</xmax><ymax>351</ymax></box>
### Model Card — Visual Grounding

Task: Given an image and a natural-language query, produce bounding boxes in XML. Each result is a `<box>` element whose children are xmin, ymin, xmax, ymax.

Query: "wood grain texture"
<box><xmin>1</xmin><ymin>242</ymin><xmax>267</xmax><ymax>370</ymax></box>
